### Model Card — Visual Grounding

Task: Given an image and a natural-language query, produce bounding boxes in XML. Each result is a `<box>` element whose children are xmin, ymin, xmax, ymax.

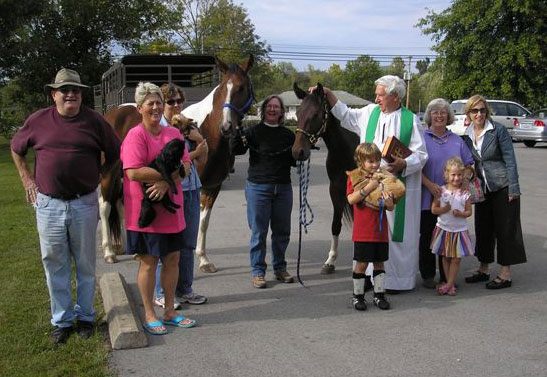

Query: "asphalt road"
<box><xmin>96</xmin><ymin>141</ymin><xmax>547</xmax><ymax>377</ymax></box>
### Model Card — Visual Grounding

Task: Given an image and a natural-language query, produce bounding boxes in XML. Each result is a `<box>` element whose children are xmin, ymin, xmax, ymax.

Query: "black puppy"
<box><xmin>138</xmin><ymin>138</ymin><xmax>186</xmax><ymax>228</ymax></box>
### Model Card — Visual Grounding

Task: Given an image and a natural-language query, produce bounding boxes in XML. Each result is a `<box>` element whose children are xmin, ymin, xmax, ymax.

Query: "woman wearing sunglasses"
<box><xmin>462</xmin><ymin>95</ymin><xmax>526</xmax><ymax>289</ymax></box>
<box><xmin>152</xmin><ymin>83</ymin><xmax>209</xmax><ymax>310</ymax></box>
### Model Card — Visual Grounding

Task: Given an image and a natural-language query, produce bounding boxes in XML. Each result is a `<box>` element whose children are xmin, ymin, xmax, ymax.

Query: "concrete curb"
<box><xmin>99</xmin><ymin>272</ymin><xmax>148</xmax><ymax>350</ymax></box>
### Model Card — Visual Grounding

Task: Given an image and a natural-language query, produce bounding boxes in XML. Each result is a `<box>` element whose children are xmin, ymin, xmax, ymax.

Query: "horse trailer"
<box><xmin>94</xmin><ymin>54</ymin><xmax>220</xmax><ymax>113</ymax></box>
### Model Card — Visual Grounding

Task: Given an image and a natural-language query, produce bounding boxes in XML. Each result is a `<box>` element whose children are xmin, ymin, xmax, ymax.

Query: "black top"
<box><xmin>230</xmin><ymin>123</ymin><xmax>296</xmax><ymax>184</ymax></box>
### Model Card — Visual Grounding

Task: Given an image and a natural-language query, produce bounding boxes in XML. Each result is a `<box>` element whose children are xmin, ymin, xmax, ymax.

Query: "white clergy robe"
<box><xmin>331</xmin><ymin>101</ymin><xmax>428</xmax><ymax>290</ymax></box>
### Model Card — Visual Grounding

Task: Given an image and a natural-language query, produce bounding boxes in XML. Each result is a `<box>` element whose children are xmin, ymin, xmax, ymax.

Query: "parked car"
<box><xmin>512</xmin><ymin>108</ymin><xmax>547</xmax><ymax>147</ymax></box>
<box><xmin>448</xmin><ymin>99</ymin><xmax>531</xmax><ymax>136</ymax></box>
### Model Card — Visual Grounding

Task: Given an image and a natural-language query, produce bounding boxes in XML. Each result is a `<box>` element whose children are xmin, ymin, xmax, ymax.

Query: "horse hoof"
<box><xmin>104</xmin><ymin>256</ymin><xmax>118</xmax><ymax>264</ymax></box>
<box><xmin>199</xmin><ymin>263</ymin><xmax>218</xmax><ymax>273</ymax></box>
<box><xmin>320</xmin><ymin>264</ymin><xmax>335</xmax><ymax>275</ymax></box>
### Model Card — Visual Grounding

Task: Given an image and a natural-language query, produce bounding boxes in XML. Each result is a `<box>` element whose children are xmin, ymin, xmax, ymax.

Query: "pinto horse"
<box><xmin>99</xmin><ymin>55</ymin><xmax>254</xmax><ymax>271</ymax></box>
<box><xmin>292</xmin><ymin>83</ymin><xmax>359</xmax><ymax>274</ymax></box>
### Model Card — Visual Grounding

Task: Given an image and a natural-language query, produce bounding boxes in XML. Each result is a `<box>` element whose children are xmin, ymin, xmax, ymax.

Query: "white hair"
<box><xmin>135</xmin><ymin>82</ymin><xmax>164</xmax><ymax>106</ymax></box>
<box><xmin>375</xmin><ymin>75</ymin><xmax>406</xmax><ymax>99</ymax></box>
<box><xmin>423</xmin><ymin>98</ymin><xmax>455</xmax><ymax>126</ymax></box>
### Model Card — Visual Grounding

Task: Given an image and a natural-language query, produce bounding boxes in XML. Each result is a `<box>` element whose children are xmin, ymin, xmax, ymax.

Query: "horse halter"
<box><xmin>221</xmin><ymin>79</ymin><xmax>255</xmax><ymax>118</ymax></box>
<box><xmin>295</xmin><ymin>93</ymin><xmax>329</xmax><ymax>146</ymax></box>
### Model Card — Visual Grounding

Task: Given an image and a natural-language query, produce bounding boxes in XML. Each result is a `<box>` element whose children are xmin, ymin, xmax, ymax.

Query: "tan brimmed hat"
<box><xmin>45</xmin><ymin>68</ymin><xmax>89</xmax><ymax>90</ymax></box>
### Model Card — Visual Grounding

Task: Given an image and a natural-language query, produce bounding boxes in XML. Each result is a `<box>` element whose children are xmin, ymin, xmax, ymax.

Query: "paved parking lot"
<box><xmin>97</xmin><ymin>141</ymin><xmax>547</xmax><ymax>377</ymax></box>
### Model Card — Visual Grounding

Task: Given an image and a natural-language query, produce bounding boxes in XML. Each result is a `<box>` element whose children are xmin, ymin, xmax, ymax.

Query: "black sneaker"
<box><xmin>50</xmin><ymin>326</ymin><xmax>73</xmax><ymax>345</ymax></box>
<box><xmin>76</xmin><ymin>320</ymin><xmax>94</xmax><ymax>339</ymax></box>
<box><xmin>373</xmin><ymin>294</ymin><xmax>391</xmax><ymax>310</ymax></box>
<box><xmin>351</xmin><ymin>294</ymin><xmax>367</xmax><ymax>311</ymax></box>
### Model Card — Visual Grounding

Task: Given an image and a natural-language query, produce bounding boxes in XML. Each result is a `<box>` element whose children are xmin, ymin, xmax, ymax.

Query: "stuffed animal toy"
<box><xmin>347</xmin><ymin>167</ymin><xmax>406</xmax><ymax>210</ymax></box>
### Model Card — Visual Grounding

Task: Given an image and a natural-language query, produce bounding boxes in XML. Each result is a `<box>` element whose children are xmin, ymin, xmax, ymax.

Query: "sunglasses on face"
<box><xmin>470</xmin><ymin>108</ymin><xmax>487</xmax><ymax>115</ymax></box>
<box><xmin>58</xmin><ymin>86</ymin><xmax>82</xmax><ymax>94</ymax></box>
<box><xmin>166</xmin><ymin>98</ymin><xmax>184</xmax><ymax>106</ymax></box>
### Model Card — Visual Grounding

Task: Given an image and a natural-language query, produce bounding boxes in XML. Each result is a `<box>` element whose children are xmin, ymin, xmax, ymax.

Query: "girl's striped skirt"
<box><xmin>430</xmin><ymin>226</ymin><xmax>474</xmax><ymax>258</ymax></box>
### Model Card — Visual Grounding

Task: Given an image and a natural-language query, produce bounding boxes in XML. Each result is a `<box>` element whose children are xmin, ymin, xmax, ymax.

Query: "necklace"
<box><xmin>426</xmin><ymin>129</ymin><xmax>449</xmax><ymax>145</ymax></box>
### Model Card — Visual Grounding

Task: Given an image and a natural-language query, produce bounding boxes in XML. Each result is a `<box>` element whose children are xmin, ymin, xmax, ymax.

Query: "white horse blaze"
<box><xmin>221</xmin><ymin>80</ymin><xmax>234</xmax><ymax>131</ymax></box>
<box><xmin>196</xmin><ymin>206</ymin><xmax>212</xmax><ymax>267</ymax></box>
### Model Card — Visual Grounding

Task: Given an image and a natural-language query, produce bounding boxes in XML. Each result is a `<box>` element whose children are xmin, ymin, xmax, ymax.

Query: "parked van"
<box><xmin>448</xmin><ymin>99</ymin><xmax>530</xmax><ymax>136</ymax></box>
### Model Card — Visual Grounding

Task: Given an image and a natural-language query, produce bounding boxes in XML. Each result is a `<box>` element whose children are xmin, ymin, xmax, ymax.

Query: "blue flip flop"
<box><xmin>163</xmin><ymin>315</ymin><xmax>196</xmax><ymax>328</ymax></box>
<box><xmin>143</xmin><ymin>321</ymin><xmax>168</xmax><ymax>335</ymax></box>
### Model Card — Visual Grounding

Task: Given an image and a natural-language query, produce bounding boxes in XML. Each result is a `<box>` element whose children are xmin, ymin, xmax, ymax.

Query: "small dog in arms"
<box><xmin>138</xmin><ymin>138</ymin><xmax>186</xmax><ymax>228</ymax></box>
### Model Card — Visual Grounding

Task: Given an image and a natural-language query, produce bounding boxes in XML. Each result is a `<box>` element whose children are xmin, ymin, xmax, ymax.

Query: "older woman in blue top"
<box><xmin>420</xmin><ymin>98</ymin><xmax>474</xmax><ymax>288</ymax></box>
<box><xmin>462</xmin><ymin>95</ymin><xmax>526</xmax><ymax>289</ymax></box>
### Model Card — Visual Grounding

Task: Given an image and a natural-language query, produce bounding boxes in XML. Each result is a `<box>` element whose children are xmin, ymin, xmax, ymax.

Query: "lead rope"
<box><xmin>296</xmin><ymin>158</ymin><xmax>314</xmax><ymax>286</ymax></box>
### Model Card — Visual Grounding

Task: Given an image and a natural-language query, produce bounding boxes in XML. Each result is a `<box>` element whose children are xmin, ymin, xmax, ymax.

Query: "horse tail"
<box><xmin>104</xmin><ymin>160</ymin><xmax>123</xmax><ymax>245</ymax></box>
<box><xmin>342</xmin><ymin>199</ymin><xmax>354</xmax><ymax>228</ymax></box>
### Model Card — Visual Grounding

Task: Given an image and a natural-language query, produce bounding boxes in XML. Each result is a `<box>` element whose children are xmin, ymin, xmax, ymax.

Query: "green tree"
<box><xmin>388</xmin><ymin>56</ymin><xmax>406</xmax><ymax>78</ymax></box>
<box><xmin>161</xmin><ymin>0</ymin><xmax>270</xmax><ymax>63</ymax></box>
<box><xmin>418</xmin><ymin>0</ymin><xmax>547</xmax><ymax>108</ymax></box>
<box><xmin>342</xmin><ymin>55</ymin><xmax>383</xmax><ymax>101</ymax></box>
<box><xmin>0</xmin><ymin>0</ymin><xmax>169</xmax><ymax>129</ymax></box>
<box><xmin>416</xmin><ymin>57</ymin><xmax>431</xmax><ymax>75</ymax></box>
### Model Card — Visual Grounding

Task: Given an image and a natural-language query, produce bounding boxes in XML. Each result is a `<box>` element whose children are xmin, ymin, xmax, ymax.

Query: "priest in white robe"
<box><xmin>322</xmin><ymin>75</ymin><xmax>428</xmax><ymax>290</ymax></box>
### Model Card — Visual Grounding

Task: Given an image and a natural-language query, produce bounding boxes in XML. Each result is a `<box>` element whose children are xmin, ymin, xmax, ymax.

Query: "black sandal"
<box><xmin>465</xmin><ymin>271</ymin><xmax>490</xmax><ymax>283</ymax></box>
<box><xmin>486</xmin><ymin>276</ymin><xmax>512</xmax><ymax>289</ymax></box>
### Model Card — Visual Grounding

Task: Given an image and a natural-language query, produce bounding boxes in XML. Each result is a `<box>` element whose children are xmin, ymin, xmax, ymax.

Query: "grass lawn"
<box><xmin>0</xmin><ymin>137</ymin><xmax>114</xmax><ymax>377</ymax></box>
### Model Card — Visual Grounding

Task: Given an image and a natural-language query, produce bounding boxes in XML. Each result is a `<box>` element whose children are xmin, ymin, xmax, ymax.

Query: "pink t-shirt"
<box><xmin>121</xmin><ymin>124</ymin><xmax>190</xmax><ymax>233</ymax></box>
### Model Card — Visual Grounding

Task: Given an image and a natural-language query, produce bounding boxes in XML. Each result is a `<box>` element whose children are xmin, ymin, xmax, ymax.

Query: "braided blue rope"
<box><xmin>296</xmin><ymin>158</ymin><xmax>314</xmax><ymax>287</ymax></box>
<box><xmin>297</xmin><ymin>159</ymin><xmax>314</xmax><ymax>233</ymax></box>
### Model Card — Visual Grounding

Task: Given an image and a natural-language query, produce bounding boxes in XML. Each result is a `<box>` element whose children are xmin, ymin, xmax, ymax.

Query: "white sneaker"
<box><xmin>153</xmin><ymin>296</ymin><xmax>182</xmax><ymax>310</ymax></box>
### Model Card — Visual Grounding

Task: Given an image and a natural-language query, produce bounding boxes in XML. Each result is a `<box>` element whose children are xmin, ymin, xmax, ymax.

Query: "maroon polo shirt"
<box><xmin>11</xmin><ymin>106</ymin><xmax>121</xmax><ymax>198</ymax></box>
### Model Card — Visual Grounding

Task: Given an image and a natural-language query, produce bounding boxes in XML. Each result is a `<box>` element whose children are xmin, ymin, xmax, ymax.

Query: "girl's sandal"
<box><xmin>437</xmin><ymin>284</ymin><xmax>449</xmax><ymax>295</ymax></box>
<box><xmin>447</xmin><ymin>286</ymin><xmax>457</xmax><ymax>296</ymax></box>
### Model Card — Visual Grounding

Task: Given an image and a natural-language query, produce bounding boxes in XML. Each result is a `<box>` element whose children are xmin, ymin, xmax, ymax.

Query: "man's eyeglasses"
<box><xmin>166</xmin><ymin>99</ymin><xmax>184</xmax><ymax>106</ymax></box>
<box><xmin>470</xmin><ymin>108</ymin><xmax>487</xmax><ymax>115</ymax></box>
<box><xmin>58</xmin><ymin>86</ymin><xmax>82</xmax><ymax>94</ymax></box>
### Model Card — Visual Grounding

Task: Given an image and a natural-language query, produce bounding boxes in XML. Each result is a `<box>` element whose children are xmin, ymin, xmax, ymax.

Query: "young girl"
<box><xmin>347</xmin><ymin>143</ymin><xmax>395</xmax><ymax>311</ymax></box>
<box><xmin>430</xmin><ymin>157</ymin><xmax>474</xmax><ymax>296</ymax></box>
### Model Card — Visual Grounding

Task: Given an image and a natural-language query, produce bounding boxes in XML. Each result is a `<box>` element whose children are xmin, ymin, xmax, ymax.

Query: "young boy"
<box><xmin>347</xmin><ymin>143</ymin><xmax>395</xmax><ymax>311</ymax></box>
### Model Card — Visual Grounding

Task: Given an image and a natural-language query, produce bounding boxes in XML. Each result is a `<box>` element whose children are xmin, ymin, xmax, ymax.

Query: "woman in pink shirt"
<box><xmin>121</xmin><ymin>82</ymin><xmax>193</xmax><ymax>335</ymax></box>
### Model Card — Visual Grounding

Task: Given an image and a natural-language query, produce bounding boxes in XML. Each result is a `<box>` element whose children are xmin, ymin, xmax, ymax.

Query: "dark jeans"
<box><xmin>475</xmin><ymin>187</ymin><xmax>526</xmax><ymax>266</ymax></box>
<box><xmin>419</xmin><ymin>210</ymin><xmax>446</xmax><ymax>281</ymax></box>
<box><xmin>245</xmin><ymin>181</ymin><xmax>292</xmax><ymax>277</ymax></box>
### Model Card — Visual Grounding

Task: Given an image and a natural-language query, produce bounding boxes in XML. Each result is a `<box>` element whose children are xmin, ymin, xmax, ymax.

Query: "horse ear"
<box><xmin>215</xmin><ymin>56</ymin><xmax>229</xmax><ymax>74</ymax></box>
<box><xmin>241</xmin><ymin>54</ymin><xmax>254</xmax><ymax>73</ymax></box>
<box><xmin>293</xmin><ymin>82</ymin><xmax>307</xmax><ymax>100</ymax></box>
<box><xmin>315</xmin><ymin>83</ymin><xmax>324</xmax><ymax>97</ymax></box>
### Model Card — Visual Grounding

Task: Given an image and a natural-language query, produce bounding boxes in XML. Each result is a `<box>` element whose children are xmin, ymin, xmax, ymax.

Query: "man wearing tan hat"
<box><xmin>10</xmin><ymin>68</ymin><xmax>121</xmax><ymax>344</ymax></box>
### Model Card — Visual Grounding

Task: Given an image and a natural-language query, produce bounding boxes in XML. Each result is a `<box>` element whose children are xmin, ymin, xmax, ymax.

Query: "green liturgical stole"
<box><xmin>365</xmin><ymin>106</ymin><xmax>413</xmax><ymax>242</ymax></box>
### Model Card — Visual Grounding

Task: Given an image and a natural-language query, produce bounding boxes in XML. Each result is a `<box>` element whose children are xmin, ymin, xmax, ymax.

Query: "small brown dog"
<box><xmin>347</xmin><ymin>167</ymin><xmax>406</xmax><ymax>210</ymax></box>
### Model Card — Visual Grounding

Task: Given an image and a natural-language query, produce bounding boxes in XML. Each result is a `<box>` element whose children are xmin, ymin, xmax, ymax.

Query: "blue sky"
<box><xmin>242</xmin><ymin>0</ymin><xmax>453</xmax><ymax>71</ymax></box>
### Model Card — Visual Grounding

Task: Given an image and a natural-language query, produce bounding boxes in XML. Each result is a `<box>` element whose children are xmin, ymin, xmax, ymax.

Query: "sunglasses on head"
<box><xmin>470</xmin><ymin>108</ymin><xmax>487</xmax><ymax>115</ymax></box>
<box><xmin>166</xmin><ymin>98</ymin><xmax>184</xmax><ymax>106</ymax></box>
<box><xmin>58</xmin><ymin>86</ymin><xmax>82</xmax><ymax>94</ymax></box>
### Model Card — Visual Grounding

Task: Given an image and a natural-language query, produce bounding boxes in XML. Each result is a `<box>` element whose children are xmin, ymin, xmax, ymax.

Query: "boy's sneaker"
<box><xmin>373</xmin><ymin>294</ymin><xmax>391</xmax><ymax>310</ymax></box>
<box><xmin>154</xmin><ymin>296</ymin><xmax>182</xmax><ymax>310</ymax></box>
<box><xmin>177</xmin><ymin>292</ymin><xmax>207</xmax><ymax>305</ymax></box>
<box><xmin>351</xmin><ymin>294</ymin><xmax>367</xmax><ymax>311</ymax></box>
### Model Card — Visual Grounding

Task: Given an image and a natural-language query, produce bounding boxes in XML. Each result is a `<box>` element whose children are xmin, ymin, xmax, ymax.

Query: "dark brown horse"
<box><xmin>99</xmin><ymin>55</ymin><xmax>255</xmax><ymax>271</ymax></box>
<box><xmin>292</xmin><ymin>83</ymin><xmax>359</xmax><ymax>274</ymax></box>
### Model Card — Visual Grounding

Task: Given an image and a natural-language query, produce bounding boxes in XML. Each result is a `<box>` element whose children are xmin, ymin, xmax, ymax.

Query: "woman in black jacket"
<box><xmin>231</xmin><ymin>95</ymin><xmax>296</xmax><ymax>289</ymax></box>
<box><xmin>462</xmin><ymin>95</ymin><xmax>526</xmax><ymax>289</ymax></box>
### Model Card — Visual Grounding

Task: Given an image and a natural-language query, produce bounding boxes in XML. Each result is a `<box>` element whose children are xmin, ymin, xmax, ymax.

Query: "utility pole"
<box><xmin>404</xmin><ymin>56</ymin><xmax>412</xmax><ymax>109</ymax></box>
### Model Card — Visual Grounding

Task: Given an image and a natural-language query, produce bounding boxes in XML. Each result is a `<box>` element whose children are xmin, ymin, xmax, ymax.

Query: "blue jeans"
<box><xmin>35</xmin><ymin>191</ymin><xmax>98</xmax><ymax>327</ymax></box>
<box><xmin>155</xmin><ymin>188</ymin><xmax>200</xmax><ymax>297</ymax></box>
<box><xmin>245</xmin><ymin>181</ymin><xmax>292</xmax><ymax>277</ymax></box>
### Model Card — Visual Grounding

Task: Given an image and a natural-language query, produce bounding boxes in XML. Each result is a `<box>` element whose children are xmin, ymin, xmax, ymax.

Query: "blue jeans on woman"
<box><xmin>155</xmin><ymin>188</ymin><xmax>200</xmax><ymax>297</ymax></box>
<box><xmin>35</xmin><ymin>191</ymin><xmax>98</xmax><ymax>328</ymax></box>
<box><xmin>245</xmin><ymin>181</ymin><xmax>293</xmax><ymax>277</ymax></box>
